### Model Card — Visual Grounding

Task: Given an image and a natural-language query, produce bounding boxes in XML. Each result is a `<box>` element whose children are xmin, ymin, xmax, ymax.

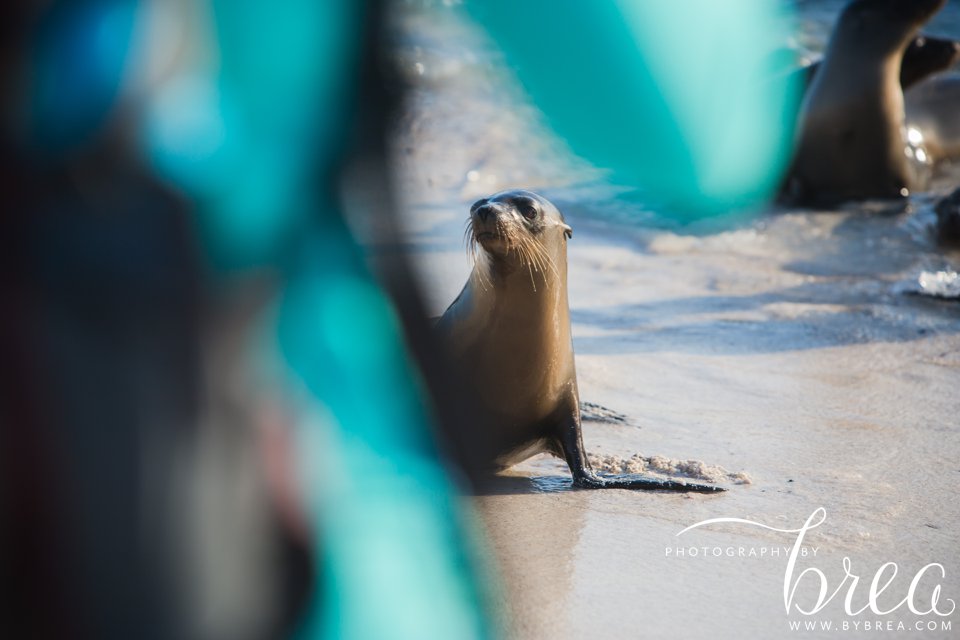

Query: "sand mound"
<box><xmin>587</xmin><ymin>453</ymin><xmax>752</xmax><ymax>485</ymax></box>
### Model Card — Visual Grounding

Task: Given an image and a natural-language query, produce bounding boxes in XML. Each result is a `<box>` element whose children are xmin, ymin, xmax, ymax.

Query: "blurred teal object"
<box><xmin>140</xmin><ymin>1</ymin><xmax>496</xmax><ymax>638</ymax></box>
<box><xmin>280</xmin><ymin>218</ymin><xmax>494</xmax><ymax>640</ymax></box>
<box><xmin>145</xmin><ymin>0</ymin><xmax>362</xmax><ymax>268</ymax></box>
<box><xmin>468</xmin><ymin>0</ymin><xmax>802</xmax><ymax>215</ymax></box>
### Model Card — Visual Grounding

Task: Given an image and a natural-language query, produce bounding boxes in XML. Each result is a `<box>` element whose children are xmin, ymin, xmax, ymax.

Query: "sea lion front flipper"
<box><xmin>555</xmin><ymin>409</ymin><xmax>726</xmax><ymax>493</ymax></box>
<box><xmin>574</xmin><ymin>472</ymin><xmax>726</xmax><ymax>493</ymax></box>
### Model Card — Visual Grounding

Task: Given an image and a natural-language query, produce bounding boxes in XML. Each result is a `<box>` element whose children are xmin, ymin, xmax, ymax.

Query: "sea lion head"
<box><xmin>468</xmin><ymin>190</ymin><xmax>572</xmax><ymax>267</ymax></box>
<box><xmin>901</xmin><ymin>35</ymin><xmax>960</xmax><ymax>89</ymax></box>
<box><xmin>836</xmin><ymin>0</ymin><xmax>947</xmax><ymax>53</ymax></box>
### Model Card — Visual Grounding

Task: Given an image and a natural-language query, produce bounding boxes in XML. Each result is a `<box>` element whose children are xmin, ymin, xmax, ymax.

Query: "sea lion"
<box><xmin>906</xmin><ymin>72</ymin><xmax>960</xmax><ymax>164</ymax></box>
<box><xmin>797</xmin><ymin>34</ymin><xmax>960</xmax><ymax>92</ymax></box>
<box><xmin>786</xmin><ymin>0</ymin><xmax>947</xmax><ymax>205</ymax></box>
<box><xmin>934</xmin><ymin>186</ymin><xmax>960</xmax><ymax>246</ymax></box>
<box><xmin>436</xmin><ymin>190</ymin><xmax>723</xmax><ymax>492</ymax></box>
<box><xmin>897</xmin><ymin>36</ymin><xmax>960</xmax><ymax>89</ymax></box>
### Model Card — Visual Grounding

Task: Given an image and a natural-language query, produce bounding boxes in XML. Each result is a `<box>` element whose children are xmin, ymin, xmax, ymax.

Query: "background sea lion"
<box><xmin>436</xmin><ymin>190</ymin><xmax>723</xmax><ymax>492</ymax></box>
<box><xmin>786</xmin><ymin>0</ymin><xmax>947</xmax><ymax>205</ymax></box>
<box><xmin>906</xmin><ymin>72</ymin><xmax>960</xmax><ymax>163</ymax></box>
<box><xmin>798</xmin><ymin>34</ymin><xmax>960</xmax><ymax>91</ymax></box>
<box><xmin>935</xmin><ymin>186</ymin><xmax>960</xmax><ymax>246</ymax></box>
<box><xmin>897</xmin><ymin>36</ymin><xmax>960</xmax><ymax>89</ymax></box>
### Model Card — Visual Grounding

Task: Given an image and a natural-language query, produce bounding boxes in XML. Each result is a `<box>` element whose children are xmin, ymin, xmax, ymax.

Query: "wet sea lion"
<box><xmin>786</xmin><ymin>0</ymin><xmax>947</xmax><ymax>205</ymax></box>
<box><xmin>436</xmin><ymin>190</ymin><xmax>723</xmax><ymax>492</ymax></box>
<box><xmin>906</xmin><ymin>72</ymin><xmax>960</xmax><ymax>164</ymax></box>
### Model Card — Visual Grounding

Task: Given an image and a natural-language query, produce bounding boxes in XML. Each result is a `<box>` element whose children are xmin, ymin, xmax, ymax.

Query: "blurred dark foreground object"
<box><xmin>1</xmin><ymin>0</ymin><xmax>494</xmax><ymax>639</ymax></box>
<box><xmin>0</xmin><ymin>64</ymin><xmax>312</xmax><ymax>640</ymax></box>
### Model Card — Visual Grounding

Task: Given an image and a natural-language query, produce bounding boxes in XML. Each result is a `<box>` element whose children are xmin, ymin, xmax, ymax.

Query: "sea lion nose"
<box><xmin>475</xmin><ymin>204</ymin><xmax>494</xmax><ymax>222</ymax></box>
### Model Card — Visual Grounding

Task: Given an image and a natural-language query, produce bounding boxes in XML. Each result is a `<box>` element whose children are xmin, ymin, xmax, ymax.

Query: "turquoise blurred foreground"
<box><xmin>469</xmin><ymin>0</ymin><xmax>802</xmax><ymax>216</ymax></box>
<box><xmin>279</xmin><ymin>224</ymin><xmax>492</xmax><ymax>639</ymax></box>
<box><xmin>140</xmin><ymin>1</ymin><xmax>495</xmax><ymax>638</ymax></box>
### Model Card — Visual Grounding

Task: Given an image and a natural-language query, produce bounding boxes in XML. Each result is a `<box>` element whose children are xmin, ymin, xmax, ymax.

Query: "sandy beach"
<box><xmin>383</xmin><ymin>2</ymin><xmax>960</xmax><ymax>638</ymax></box>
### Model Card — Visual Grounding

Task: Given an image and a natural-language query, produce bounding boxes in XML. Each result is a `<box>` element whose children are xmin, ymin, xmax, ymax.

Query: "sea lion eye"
<box><xmin>521</xmin><ymin>205</ymin><xmax>537</xmax><ymax>220</ymax></box>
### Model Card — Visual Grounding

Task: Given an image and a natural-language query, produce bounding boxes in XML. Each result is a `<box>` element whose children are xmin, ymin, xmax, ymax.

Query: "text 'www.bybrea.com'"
<box><xmin>788</xmin><ymin>619</ymin><xmax>952</xmax><ymax>633</ymax></box>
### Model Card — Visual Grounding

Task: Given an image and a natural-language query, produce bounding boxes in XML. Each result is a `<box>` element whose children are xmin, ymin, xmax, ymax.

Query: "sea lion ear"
<box><xmin>562</xmin><ymin>224</ymin><xmax>573</xmax><ymax>239</ymax></box>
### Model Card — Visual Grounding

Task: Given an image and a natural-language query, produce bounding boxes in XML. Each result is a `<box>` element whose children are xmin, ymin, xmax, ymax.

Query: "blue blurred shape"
<box><xmin>29</xmin><ymin>0</ymin><xmax>137</xmax><ymax>151</ymax></box>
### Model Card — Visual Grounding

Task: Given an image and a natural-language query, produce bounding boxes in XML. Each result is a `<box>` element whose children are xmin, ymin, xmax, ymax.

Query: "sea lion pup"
<box><xmin>786</xmin><ymin>0</ymin><xmax>947</xmax><ymax>205</ymax></box>
<box><xmin>436</xmin><ymin>190</ymin><xmax>723</xmax><ymax>493</ymax></box>
<box><xmin>906</xmin><ymin>72</ymin><xmax>960</xmax><ymax>164</ymax></box>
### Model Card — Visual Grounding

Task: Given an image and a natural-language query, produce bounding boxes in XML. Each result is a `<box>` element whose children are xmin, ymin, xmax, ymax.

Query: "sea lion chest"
<box><xmin>441</xmin><ymin>275</ymin><xmax>575</xmax><ymax>425</ymax></box>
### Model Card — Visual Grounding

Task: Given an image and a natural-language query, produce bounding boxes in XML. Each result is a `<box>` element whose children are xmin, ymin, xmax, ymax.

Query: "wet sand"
<box><xmin>415</xmin><ymin>207</ymin><xmax>960</xmax><ymax>638</ymax></box>
<box><xmin>383</xmin><ymin>3</ymin><xmax>960</xmax><ymax>638</ymax></box>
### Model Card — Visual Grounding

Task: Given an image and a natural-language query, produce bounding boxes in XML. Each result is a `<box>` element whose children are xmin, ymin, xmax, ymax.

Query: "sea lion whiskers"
<box><xmin>465</xmin><ymin>216</ymin><xmax>493</xmax><ymax>290</ymax></box>
<box><xmin>500</xmin><ymin>211</ymin><xmax>558</xmax><ymax>274</ymax></box>
<box><xmin>530</xmin><ymin>230</ymin><xmax>560</xmax><ymax>280</ymax></box>
<box><xmin>479</xmin><ymin>212</ymin><xmax>561</xmax><ymax>292</ymax></box>
<box><xmin>516</xmin><ymin>231</ymin><xmax>553</xmax><ymax>292</ymax></box>
<box><xmin>512</xmin><ymin>225</ymin><xmax>560</xmax><ymax>284</ymax></box>
<box><xmin>489</xmin><ymin>215</ymin><xmax>542</xmax><ymax>289</ymax></box>
<box><xmin>517</xmin><ymin>235</ymin><xmax>539</xmax><ymax>292</ymax></box>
